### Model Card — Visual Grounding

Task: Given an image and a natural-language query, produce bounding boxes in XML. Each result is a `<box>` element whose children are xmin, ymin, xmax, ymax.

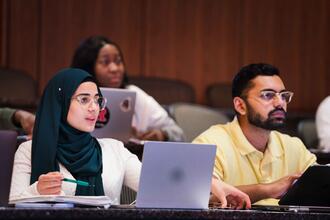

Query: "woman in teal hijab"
<box><xmin>10</xmin><ymin>68</ymin><xmax>141</xmax><ymax>202</ymax></box>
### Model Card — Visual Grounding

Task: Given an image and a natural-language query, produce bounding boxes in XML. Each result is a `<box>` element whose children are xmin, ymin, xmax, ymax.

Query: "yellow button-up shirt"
<box><xmin>193</xmin><ymin>117</ymin><xmax>316</xmax><ymax>205</ymax></box>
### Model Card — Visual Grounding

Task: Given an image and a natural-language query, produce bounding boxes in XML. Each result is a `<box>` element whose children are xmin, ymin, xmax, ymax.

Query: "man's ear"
<box><xmin>233</xmin><ymin>97</ymin><xmax>247</xmax><ymax>115</ymax></box>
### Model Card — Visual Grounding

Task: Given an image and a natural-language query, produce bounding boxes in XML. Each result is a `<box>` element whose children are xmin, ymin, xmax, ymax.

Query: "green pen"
<box><xmin>62</xmin><ymin>178</ymin><xmax>93</xmax><ymax>187</ymax></box>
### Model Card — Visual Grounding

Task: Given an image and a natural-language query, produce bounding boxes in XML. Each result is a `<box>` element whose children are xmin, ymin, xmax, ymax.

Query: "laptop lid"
<box><xmin>279</xmin><ymin>165</ymin><xmax>330</xmax><ymax>206</ymax></box>
<box><xmin>136</xmin><ymin>141</ymin><xmax>216</xmax><ymax>209</ymax></box>
<box><xmin>92</xmin><ymin>88</ymin><xmax>136</xmax><ymax>142</ymax></box>
<box><xmin>0</xmin><ymin>130</ymin><xmax>17</xmax><ymax>206</ymax></box>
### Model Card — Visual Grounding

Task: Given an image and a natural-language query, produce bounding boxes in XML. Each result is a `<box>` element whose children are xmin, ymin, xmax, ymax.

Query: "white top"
<box><xmin>127</xmin><ymin>85</ymin><xmax>184</xmax><ymax>141</ymax></box>
<box><xmin>9</xmin><ymin>138</ymin><xmax>141</xmax><ymax>205</ymax></box>
<box><xmin>316</xmin><ymin>96</ymin><xmax>330</xmax><ymax>151</ymax></box>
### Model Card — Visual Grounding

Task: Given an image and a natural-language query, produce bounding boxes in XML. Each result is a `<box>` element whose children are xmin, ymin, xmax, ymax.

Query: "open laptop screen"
<box><xmin>92</xmin><ymin>88</ymin><xmax>136</xmax><ymax>142</ymax></box>
<box><xmin>136</xmin><ymin>141</ymin><xmax>216</xmax><ymax>209</ymax></box>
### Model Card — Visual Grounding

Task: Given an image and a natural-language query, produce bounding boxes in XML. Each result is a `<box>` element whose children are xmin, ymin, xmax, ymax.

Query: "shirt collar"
<box><xmin>267</xmin><ymin>132</ymin><xmax>284</xmax><ymax>157</ymax></box>
<box><xmin>229</xmin><ymin>117</ymin><xmax>284</xmax><ymax>158</ymax></box>
<box><xmin>229</xmin><ymin>117</ymin><xmax>258</xmax><ymax>155</ymax></box>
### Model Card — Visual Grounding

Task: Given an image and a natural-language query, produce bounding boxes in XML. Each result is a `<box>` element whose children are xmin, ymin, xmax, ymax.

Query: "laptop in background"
<box><xmin>0</xmin><ymin>130</ymin><xmax>17</xmax><ymax>206</ymax></box>
<box><xmin>136</xmin><ymin>141</ymin><xmax>216</xmax><ymax>209</ymax></box>
<box><xmin>92</xmin><ymin>88</ymin><xmax>136</xmax><ymax>143</ymax></box>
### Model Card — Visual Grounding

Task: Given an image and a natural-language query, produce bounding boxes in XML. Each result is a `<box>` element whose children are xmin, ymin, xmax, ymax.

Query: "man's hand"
<box><xmin>236</xmin><ymin>173</ymin><xmax>301</xmax><ymax>203</ymax></box>
<box><xmin>211</xmin><ymin>177</ymin><xmax>251</xmax><ymax>209</ymax></box>
<box><xmin>36</xmin><ymin>172</ymin><xmax>63</xmax><ymax>195</ymax></box>
<box><xmin>266</xmin><ymin>173</ymin><xmax>301</xmax><ymax>199</ymax></box>
<box><xmin>14</xmin><ymin>110</ymin><xmax>35</xmax><ymax>139</ymax></box>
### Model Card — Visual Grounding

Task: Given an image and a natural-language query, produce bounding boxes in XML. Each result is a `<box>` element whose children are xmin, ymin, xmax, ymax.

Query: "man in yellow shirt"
<box><xmin>193</xmin><ymin>63</ymin><xmax>316</xmax><ymax>206</ymax></box>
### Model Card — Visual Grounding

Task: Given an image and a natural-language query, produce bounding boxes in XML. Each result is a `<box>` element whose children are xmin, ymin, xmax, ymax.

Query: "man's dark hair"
<box><xmin>232</xmin><ymin>63</ymin><xmax>280</xmax><ymax>98</ymax></box>
<box><xmin>71</xmin><ymin>36</ymin><xmax>128</xmax><ymax>88</ymax></box>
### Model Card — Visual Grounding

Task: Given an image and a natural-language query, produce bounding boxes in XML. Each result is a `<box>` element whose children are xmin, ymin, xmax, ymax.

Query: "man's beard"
<box><xmin>246</xmin><ymin>102</ymin><xmax>287</xmax><ymax>130</ymax></box>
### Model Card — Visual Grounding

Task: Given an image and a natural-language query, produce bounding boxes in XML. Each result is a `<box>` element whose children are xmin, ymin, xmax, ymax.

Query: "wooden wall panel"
<box><xmin>2</xmin><ymin>0</ymin><xmax>330</xmax><ymax>112</ymax></box>
<box><xmin>296</xmin><ymin>0</ymin><xmax>328</xmax><ymax>111</ymax></box>
<box><xmin>200</xmin><ymin>0</ymin><xmax>243</xmax><ymax>83</ymax></box>
<box><xmin>39</xmin><ymin>0</ymin><xmax>144</xmax><ymax>92</ymax></box>
<box><xmin>0</xmin><ymin>0</ymin><xmax>8</xmax><ymax>66</ymax></box>
<box><xmin>7</xmin><ymin>0</ymin><xmax>39</xmax><ymax>80</ymax></box>
<box><xmin>326</xmin><ymin>0</ymin><xmax>330</xmax><ymax>98</ymax></box>
<box><xmin>144</xmin><ymin>0</ymin><xmax>243</xmax><ymax>103</ymax></box>
<box><xmin>241</xmin><ymin>0</ymin><xmax>330</xmax><ymax>111</ymax></box>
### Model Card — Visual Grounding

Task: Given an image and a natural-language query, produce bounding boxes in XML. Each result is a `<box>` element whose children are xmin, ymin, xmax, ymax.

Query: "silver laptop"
<box><xmin>92</xmin><ymin>88</ymin><xmax>136</xmax><ymax>142</ymax></box>
<box><xmin>136</xmin><ymin>141</ymin><xmax>216</xmax><ymax>209</ymax></box>
<box><xmin>0</xmin><ymin>130</ymin><xmax>17</xmax><ymax>206</ymax></box>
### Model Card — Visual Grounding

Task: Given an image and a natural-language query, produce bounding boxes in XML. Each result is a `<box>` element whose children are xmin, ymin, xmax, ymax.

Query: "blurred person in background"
<box><xmin>71</xmin><ymin>36</ymin><xmax>184</xmax><ymax>142</ymax></box>
<box><xmin>316</xmin><ymin>96</ymin><xmax>330</xmax><ymax>151</ymax></box>
<box><xmin>0</xmin><ymin>107</ymin><xmax>35</xmax><ymax>139</ymax></box>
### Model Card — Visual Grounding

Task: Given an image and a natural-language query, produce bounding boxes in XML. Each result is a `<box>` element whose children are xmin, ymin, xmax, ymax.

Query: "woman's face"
<box><xmin>94</xmin><ymin>44</ymin><xmax>125</xmax><ymax>88</ymax></box>
<box><xmin>67</xmin><ymin>81</ymin><xmax>100</xmax><ymax>132</ymax></box>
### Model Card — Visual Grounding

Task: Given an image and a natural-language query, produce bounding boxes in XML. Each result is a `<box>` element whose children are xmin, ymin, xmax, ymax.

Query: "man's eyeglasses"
<box><xmin>72</xmin><ymin>94</ymin><xmax>107</xmax><ymax>110</ymax></box>
<box><xmin>259</xmin><ymin>90</ymin><xmax>294</xmax><ymax>104</ymax></box>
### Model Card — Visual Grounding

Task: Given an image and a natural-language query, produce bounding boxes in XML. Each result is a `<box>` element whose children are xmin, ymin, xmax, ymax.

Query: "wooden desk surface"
<box><xmin>0</xmin><ymin>207</ymin><xmax>329</xmax><ymax>220</ymax></box>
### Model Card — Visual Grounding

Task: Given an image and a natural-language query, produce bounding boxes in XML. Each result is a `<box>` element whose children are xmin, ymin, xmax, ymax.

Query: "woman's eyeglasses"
<box><xmin>72</xmin><ymin>94</ymin><xmax>107</xmax><ymax>110</ymax></box>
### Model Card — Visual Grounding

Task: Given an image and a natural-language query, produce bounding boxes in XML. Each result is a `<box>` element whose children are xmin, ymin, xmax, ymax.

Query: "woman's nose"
<box><xmin>87</xmin><ymin>100</ymin><xmax>99</xmax><ymax>111</ymax></box>
<box><xmin>108</xmin><ymin>62</ymin><xmax>119</xmax><ymax>72</ymax></box>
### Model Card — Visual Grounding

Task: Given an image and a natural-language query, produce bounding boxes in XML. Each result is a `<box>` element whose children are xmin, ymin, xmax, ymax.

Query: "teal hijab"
<box><xmin>31</xmin><ymin>68</ymin><xmax>104</xmax><ymax>196</ymax></box>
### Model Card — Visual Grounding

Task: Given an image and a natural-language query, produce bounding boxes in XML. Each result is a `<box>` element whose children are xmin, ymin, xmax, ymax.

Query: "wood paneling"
<box><xmin>0</xmin><ymin>0</ymin><xmax>8</xmax><ymax>66</ymax></box>
<box><xmin>241</xmin><ymin>0</ymin><xmax>329</xmax><ymax>111</ymax></box>
<box><xmin>7</xmin><ymin>0</ymin><xmax>39</xmax><ymax>80</ymax></box>
<box><xmin>39</xmin><ymin>0</ymin><xmax>144</xmax><ymax>92</ymax></box>
<box><xmin>1</xmin><ymin>0</ymin><xmax>329</xmax><ymax>112</ymax></box>
<box><xmin>144</xmin><ymin>0</ymin><xmax>243</xmax><ymax>103</ymax></box>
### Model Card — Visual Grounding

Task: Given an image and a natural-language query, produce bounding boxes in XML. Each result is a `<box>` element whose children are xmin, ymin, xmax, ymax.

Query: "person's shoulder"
<box><xmin>205</xmin><ymin>124</ymin><xmax>229</xmax><ymax>134</ymax></box>
<box><xmin>126</xmin><ymin>84</ymin><xmax>151</xmax><ymax>98</ymax></box>
<box><xmin>321</xmin><ymin>96</ymin><xmax>330</xmax><ymax>104</ymax></box>
<box><xmin>97</xmin><ymin>138</ymin><xmax>137</xmax><ymax>160</ymax></box>
<box><xmin>271</xmin><ymin>131</ymin><xmax>316</xmax><ymax>164</ymax></box>
<box><xmin>126</xmin><ymin>84</ymin><xmax>144</xmax><ymax>93</ymax></box>
<box><xmin>17</xmin><ymin>139</ymin><xmax>32</xmax><ymax>150</ymax></box>
<box><xmin>317</xmin><ymin>96</ymin><xmax>330</xmax><ymax>113</ymax></box>
<box><xmin>193</xmin><ymin>123</ymin><xmax>230</xmax><ymax>143</ymax></box>
<box><xmin>271</xmin><ymin>131</ymin><xmax>305</xmax><ymax>147</ymax></box>
<box><xmin>15</xmin><ymin>140</ymin><xmax>32</xmax><ymax>159</ymax></box>
<box><xmin>97</xmin><ymin>138</ymin><xmax>127</xmax><ymax>156</ymax></box>
<box><xmin>97</xmin><ymin>138</ymin><xmax>124</xmax><ymax>148</ymax></box>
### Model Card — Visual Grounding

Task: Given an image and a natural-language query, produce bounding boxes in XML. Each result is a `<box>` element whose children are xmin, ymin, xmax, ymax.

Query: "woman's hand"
<box><xmin>139</xmin><ymin>129</ymin><xmax>167</xmax><ymax>141</ymax></box>
<box><xmin>36</xmin><ymin>171</ymin><xmax>63</xmax><ymax>195</ymax></box>
<box><xmin>132</xmin><ymin>127</ymin><xmax>167</xmax><ymax>141</ymax></box>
